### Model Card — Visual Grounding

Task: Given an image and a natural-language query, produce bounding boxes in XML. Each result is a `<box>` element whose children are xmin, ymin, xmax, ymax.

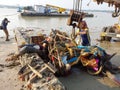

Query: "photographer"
<box><xmin>1</xmin><ymin>18</ymin><xmax>10</xmax><ymax>41</ymax></box>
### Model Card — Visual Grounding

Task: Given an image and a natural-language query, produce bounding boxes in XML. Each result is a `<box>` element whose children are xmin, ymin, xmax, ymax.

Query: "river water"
<box><xmin>0</xmin><ymin>8</ymin><xmax>119</xmax><ymax>40</ymax></box>
<box><xmin>0</xmin><ymin>8</ymin><xmax>120</xmax><ymax>90</ymax></box>
<box><xmin>0</xmin><ymin>8</ymin><xmax>119</xmax><ymax>45</ymax></box>
<box><xmin>0</xmin><ymin>8</ymin><xmax>120</xmax><ymax>60</ymax></box>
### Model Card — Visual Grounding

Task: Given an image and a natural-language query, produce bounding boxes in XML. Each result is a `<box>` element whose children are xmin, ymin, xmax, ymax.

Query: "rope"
<box><xmin>73</xmin><ymin>0</ymin><xmax>75</xmax><ymax>10</ymax></box>
<box><xmin>78</xmin><ymin>0</ymin><xmax>83</xmax><ymax>45</ymax></box>
<box><xmin>79</xmin><ymin>0</ymin><xmax>82</xmax><ymax>12</ymax></box>
<box><xmin>87</xmin><ymin>0</ymin><xmax>92</xmax><ymax>6</ymax></box>
<box><xmin>77</xmin><ymin>0</ymin><xmax>80</xmax><ymax>11</ymax></box>
<box><xmin>71</xmin><ymin>0</ymin><xmax>83</xmax><ymax>44</ymax></box>
<box><xmin>119</xmin><ymin>16</ymin><xmax>120</xmax><ymax>24</ymax></box>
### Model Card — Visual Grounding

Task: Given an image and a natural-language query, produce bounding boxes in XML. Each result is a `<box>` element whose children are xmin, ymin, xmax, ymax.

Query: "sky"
<box><xmin>0</xmin><ymin>0</ymin><xmax>115</xmax><ymax>10</ymax></box>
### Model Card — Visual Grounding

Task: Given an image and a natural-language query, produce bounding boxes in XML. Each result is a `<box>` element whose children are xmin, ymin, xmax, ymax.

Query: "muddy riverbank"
<box><xmin>0</xmin><ymin>35</ymin><xmax>120</xmax><ymax>90</ymax></box>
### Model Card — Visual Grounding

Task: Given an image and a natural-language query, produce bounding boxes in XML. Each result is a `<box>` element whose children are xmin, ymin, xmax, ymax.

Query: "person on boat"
<box><xmin>1</xmin><ymin>18</ymin><xmax>10</xmax><ymax>41</ymax></box>
<box><xmin>76</xmin><ymin>13</ymin><xmax>91</xmax><ymax>46</ymax></box>
<box><xmin>6</xmin><ymin>36</ymin><xmax>52</xmax><ymax>63</ymax></box>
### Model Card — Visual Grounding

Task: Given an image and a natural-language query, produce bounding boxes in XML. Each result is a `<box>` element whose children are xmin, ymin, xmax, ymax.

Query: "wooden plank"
<box><xmin>26</xmin><ymin>65</ymin><xmax>47</xmax><ymax>85</ymax></box>
<box><xmin>14</xmin><ymin>28</ymin><xmax>28</xmax><ymax>50</ymax></box>
<box><xmin>45</xmin><ymin>63</ymin><xmax>57</xmax><ymax>73</ymax></box>
<box><xmin>106</xmin><ymin>71</ymin><xmax>120</xmax><ymax>86</ymax></box>
<box><xmin>28</xmin><ymin>64</ymin><xmax>42</xmax><ymax>78</ymax></box>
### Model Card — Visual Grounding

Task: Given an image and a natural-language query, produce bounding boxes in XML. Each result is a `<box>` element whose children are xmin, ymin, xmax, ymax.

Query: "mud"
<box><xmin>0</xmin><ymin>36</ymin><xmax>120</xmax><ymax>90</ymax></box>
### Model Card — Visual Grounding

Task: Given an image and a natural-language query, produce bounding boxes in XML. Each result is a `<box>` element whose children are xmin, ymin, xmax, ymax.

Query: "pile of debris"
<box><xmin>5</xmin><ymin>27</ymin><xmax>120</xmax><ymax>89</ymax></box>
<box><xmin>5</xmin><ymin>27</ymin><xmax>66</xmax><ymax>90</ymax></box>
<box><xmin>17</xmin><ymin>53</ymin><xmax>65</xmax><ymax>90</ymax></box>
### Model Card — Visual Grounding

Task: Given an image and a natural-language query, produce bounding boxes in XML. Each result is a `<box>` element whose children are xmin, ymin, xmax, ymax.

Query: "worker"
<box><xmin>40</xmin><ymin>36</ymin><xmax>52</xmax><ymax>62</ymax></box>
<box><xmin>1</xmin><ymin>18</ymin><xmax>10</xmax><ymax>41</ymax></box>
<box><xmin>76</xmin><ymin>14</ymin><xmax>91</xmax><ymax>46</ymax></box>
<box><xmin>6</xmin><ymin>36</ymin><xmax>52</xmax><ymax>63</ymax></box>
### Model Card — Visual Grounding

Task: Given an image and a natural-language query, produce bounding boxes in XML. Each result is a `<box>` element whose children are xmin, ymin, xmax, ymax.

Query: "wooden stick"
<box><xmin>19</xmin><ymin>65</ymin><xmax>38</xmax><ymax>78</ymax></box>
<box><xmin>28</xmin><ymin>64</ymin><xmax>42</xmax><ymax>78</ymax></box>
<box><xmin>56</xmin><ymin>33</ymin><xmax>71</xmax><ymax>40</ymax></box>
<box><xmin>106</xmin><ymin>71</ymin><xmax>120</xmax><ymax>86</ymax></box>
<box><xmin>45</xmin><ymin>63</ymin><xmax>56</xmax><ymax>73</ymax></box>
<box><xmin>26</xmin><ymin>66</ymin><xmax>47</xmax><ymax>85</ymax></box>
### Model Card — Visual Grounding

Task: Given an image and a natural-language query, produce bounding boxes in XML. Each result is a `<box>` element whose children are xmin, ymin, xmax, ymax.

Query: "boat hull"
<box><xmin>20</xmin><ymin>12</ymin><xmax>94</xmax><ymax>17</ymax></box>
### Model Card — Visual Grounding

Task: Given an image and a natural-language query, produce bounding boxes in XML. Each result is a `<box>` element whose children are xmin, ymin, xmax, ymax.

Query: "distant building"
<box><xmin>34</xmin><ymin>5</ymin><xmax>46</xmax><ymax>13</ymax></box>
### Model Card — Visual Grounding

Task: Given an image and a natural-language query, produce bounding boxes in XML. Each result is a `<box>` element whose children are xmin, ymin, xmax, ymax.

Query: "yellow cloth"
<box><xmin>76</xmin><ymin>28</ymin><xmax>88</xmax><ymax>33</ymax></box>
<box><xmin>100</xmin><ymin>32</ymin><xmax>106</xmax><ymax>36</ymax></box>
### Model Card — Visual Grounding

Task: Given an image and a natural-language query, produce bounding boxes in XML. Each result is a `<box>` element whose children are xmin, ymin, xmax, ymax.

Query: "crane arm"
<box><xmin>46</xmin><ymin>4</ymin><xmax>66</xmax><ymax>13</ymax></box>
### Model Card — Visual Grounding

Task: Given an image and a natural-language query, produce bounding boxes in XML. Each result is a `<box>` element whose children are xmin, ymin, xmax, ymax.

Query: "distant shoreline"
<box><xmin>0</xmin><ymin>5</ymin><xmax>18</xmax><ymax>9</ymax></box>
<box><xmin>0</xmin><ymin>5</ymin><xmax>114</xmax><ymax>13</ymax></box>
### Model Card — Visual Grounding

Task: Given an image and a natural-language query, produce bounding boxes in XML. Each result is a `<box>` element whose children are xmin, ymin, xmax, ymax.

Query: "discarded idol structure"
<box><xmin>48</xmin><ymin>29</ymin><xmax>120</xmax><ymax>76</ymax></box>
<box><xmin>6</xmin><ymin>27</ymin><xmax>120</xmax><ymax>89</ymax></box>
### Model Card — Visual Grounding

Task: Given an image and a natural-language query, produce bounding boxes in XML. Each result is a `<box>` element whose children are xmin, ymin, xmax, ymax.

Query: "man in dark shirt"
<box><xmin>40</xmin><ymin>36</ymin><xmax>52</xmax><ymax>62</ymax></box>
<box><xmin>1</xmin><ymin>18</ymin><xmax>10</xmax><ymax>41</ymax></box>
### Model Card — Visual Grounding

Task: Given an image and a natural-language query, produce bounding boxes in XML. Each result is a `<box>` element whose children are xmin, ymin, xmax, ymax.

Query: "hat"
<box><xmin>4</xmin><ymin>18</ymin><xmax>8</xmax><ymax>21</ymax></box>
<box><xmin>4</xmin><ymin>18</ymin><xmax>10</xmax><ymax>22</ymax></box>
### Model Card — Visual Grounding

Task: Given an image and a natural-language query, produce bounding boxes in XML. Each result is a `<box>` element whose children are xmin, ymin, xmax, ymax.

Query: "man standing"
<box><xmin>1</xmin><ymin>18</ymin><xmax>10</xmax><ymax>41</ymax></box>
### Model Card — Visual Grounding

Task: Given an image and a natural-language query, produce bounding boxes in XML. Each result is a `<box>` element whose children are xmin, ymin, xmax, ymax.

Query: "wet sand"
<box><xmin>0</xmin><ymin>37</ymin><xmax>24</xmax><ymax>90</ymax></box>
<box><xmin>0</xmin><ymin>37</ymin><xmax>120</xmax><ymax>90</ymax></box>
